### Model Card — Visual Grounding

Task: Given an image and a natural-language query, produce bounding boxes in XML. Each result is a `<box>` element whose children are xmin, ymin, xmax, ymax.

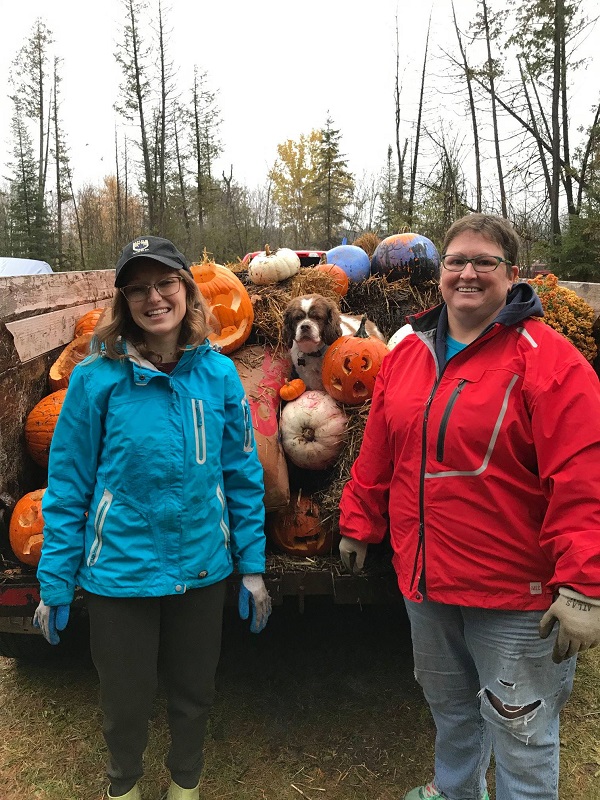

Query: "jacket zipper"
<box><xmin>215</xmin><ymin>484</ymin><xmax>231</xmax><ymax>549</ymax></box>
<box><xmin>410</xmin><ymin>380</ymin><xmax>438</xmax><ymax>593</ymax></box>
<box><xmin>87</xmin><ymin>488</ymin><xmax>113</xmax><ymax>567</ymax></box>
<box><xmin>436</xmin><ymin>379</ymin><xmax>467</xmax><ymax>462</ymax></box>
<box><xmin>191</xmin><ymin>399</ymin><xmax>206</xmax><ymax>464</ymax></box>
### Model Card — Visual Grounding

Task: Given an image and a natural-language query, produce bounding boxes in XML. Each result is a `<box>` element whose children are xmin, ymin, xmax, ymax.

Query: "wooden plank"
<box><xmin>5</xmin><ymin>301</ymin><xmax>109</xmax><ymax>363</ymax></box>
<box><xmin>0</xmin><ymin>270</ymin><xmax>114</xmax><ymax>320</ymax></box>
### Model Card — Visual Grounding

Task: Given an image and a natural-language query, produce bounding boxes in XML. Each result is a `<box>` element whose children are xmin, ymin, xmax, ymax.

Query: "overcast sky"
<box><xmin>1</xmin><ymin>0</ymin><xmax>599</xmax><ymax>194</ymax></box>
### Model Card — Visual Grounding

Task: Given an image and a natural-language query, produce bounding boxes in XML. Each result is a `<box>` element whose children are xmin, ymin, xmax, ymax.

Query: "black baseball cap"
<box><xmin>115</xmin><ymin>236</ymin><xmax>191</xmax><ymax>287</ymax></box>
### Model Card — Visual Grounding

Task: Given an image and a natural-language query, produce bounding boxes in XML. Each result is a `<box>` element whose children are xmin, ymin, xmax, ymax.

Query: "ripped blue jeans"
<box><xmin>404</xmin><ymin>597</ymin><xmax>576</xmax><ymax>800</ymax></box>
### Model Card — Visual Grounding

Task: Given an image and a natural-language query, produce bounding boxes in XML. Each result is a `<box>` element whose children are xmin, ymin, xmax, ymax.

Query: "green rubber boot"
<box><xmin>107</xmin><ymin>784</ymin><xmax>141</xmax><ymax>800</ymax></box>
<box><xmin>404</xmin><ymin>782</ymin><xmax>489</xmax><ymax>800</ymax></box>
<box><xmin>165</xmin><ymin>781</ymin><xmax>200</xmax><ymax>800</ymax></box>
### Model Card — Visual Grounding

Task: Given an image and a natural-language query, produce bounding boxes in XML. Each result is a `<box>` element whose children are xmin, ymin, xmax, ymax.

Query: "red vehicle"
<box><xmin>242</xmin><ymin>249</ymin><xmax>325</xmax><ymax>268</ymax></box>
<box><xmin>0</xmin><ymin>268</ymin><xmax>397</xmax><ymax>660</ymax></box>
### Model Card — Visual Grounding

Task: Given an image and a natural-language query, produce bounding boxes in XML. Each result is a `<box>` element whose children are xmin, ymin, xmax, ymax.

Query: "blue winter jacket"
<box><xmin>37</xmin><ymin>341</ymin><xmax>266</xmax><ymax>606</ymax></box>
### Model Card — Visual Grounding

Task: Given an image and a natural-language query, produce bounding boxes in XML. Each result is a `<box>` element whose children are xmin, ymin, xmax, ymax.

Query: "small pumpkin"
<box><xmin>321</xmin><ymin>316</ymin><xmax>389</xmax><ymax>405</ymax></box>
<box><xmin>74</xmin><ymin>307</ymin><xmax>106</xmax><ymax>337</ymax></box>
<box><xmin>279</xmin><ymin>378</ymin><xmax>306</xmax><ymax>402</ymax></box>
<box><xmin>280</xmin><ymin>390</ymin><xmax>347</xmax><ymax>470</ymax></box>
<box><xmin>267</xmin><ymin>490</ymin><xmax>336</xmax><ymax>557</ymax></box>
<box><xmin>248</xmin><ymin>244</ymin><xmax>301</xmax><ymax>285</ymax></box>
<box><xmin>191</xmin><ymin>250</ymin><xmax>254</xmax><ymax>354</ymax></box>
<box><xmin>24</xmin><ymin>389</ymin><xmax>67</xmax><ymax>468</ymax></box>
<box><xmin>9</xmin><ymin>488</ymin><xmax>46</xmax><ymax>567</ymax></box>
<box><xmin>48</xmin><ymin>333</ymin><xmax>93</xmax><ymax>391</ymax></box>
<box><xmin>314</xmin><ymin>261</ymin><xmax>349</xmax><ymax>297</ymax></box>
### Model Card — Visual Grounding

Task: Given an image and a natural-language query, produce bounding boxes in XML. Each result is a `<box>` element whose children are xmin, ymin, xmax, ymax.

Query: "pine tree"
<box><xmin>310</xmin><ymin>116</ymin><xmax>354</xmax><ymax>248</ymax></box>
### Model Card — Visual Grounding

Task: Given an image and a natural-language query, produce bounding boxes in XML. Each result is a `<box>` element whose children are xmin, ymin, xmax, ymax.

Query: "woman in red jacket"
<box><xmin>339</xmin><ymin>214</ymin><xmax>600</xmax><ymax>800</ymax></box>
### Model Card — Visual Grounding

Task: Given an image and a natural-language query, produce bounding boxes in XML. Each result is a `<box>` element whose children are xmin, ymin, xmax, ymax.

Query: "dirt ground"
<box><xmin>0</xmin><ymin>600</ymin><xmax>599</xmax><ymax>800</ymax></box>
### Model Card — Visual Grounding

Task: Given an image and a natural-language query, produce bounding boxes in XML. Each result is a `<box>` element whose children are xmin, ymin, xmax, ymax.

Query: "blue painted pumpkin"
<box><xmin>325</xmin><ymin>245</ymin><xmax>371</xmax><ymax>283</ymax></box>
<box><xmin>371</xmin><ymin>233</ymin><xmax>440</xmax><ymax>284</ymax></box>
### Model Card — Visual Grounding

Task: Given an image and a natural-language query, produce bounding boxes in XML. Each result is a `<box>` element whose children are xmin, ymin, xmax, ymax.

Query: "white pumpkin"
<box><xmin>248</xmin><ymin>244</ymin><xmax>301</xmax><ymax>285</ymax></box>
<box><xmin>280</xmin><ymin>390</ymin><xmax>347</xmax><ymax>470</ymax></box>
<box><xmin>387</xmin><ymin>323</ymin><xmax>413</xmax><ymax>349</ymax></box>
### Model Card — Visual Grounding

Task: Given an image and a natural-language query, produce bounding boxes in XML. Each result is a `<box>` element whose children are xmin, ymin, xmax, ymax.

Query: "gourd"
<box><xmin>314</xmin><ymin>262</ymin><xmax>349</xmax><ymax>297</ymax></box>
<box><xmin>74</xmin><ymin>307</ymin><xmax>105</xmax><ymax>337</ymax></box>
<box><xmin>321</xmin><ymin>316</ymin><xmax>389</xmax><ymax>405</ymax></box>
<box><xmin>191</xmin><ymin>250</ymin><xmax>254</xmax><ymax>354</ymax></box>
<box><xmin>280</xmin><ymin>390</ymin><xmax>347</xmax><ymax>470</ymax></box>
<box><xmin>279</xmin><ymin>378</ymin><xmax>306</xmax><ymax>402</ymax></box>
<box><xmin>370</xmin><ymin>232</ymin><xmax>440</xmax><ymax>284</ymax></box>
<box><xmin>48</xmin><ymin>333</ymin><xmax>93</xmax><ymax>391</ymax></box>
<box><xmin>248</xmin><ymin>244</ymin><xmax>301</xmax><ymax>285</ymax></box>
<box><xmin>24</xmin><ymin>389</ymin><xmax>67</xmax><ymax>468</ymax></box>
<box><xmin>267</xmin><ymin>491</ymin><xmax>336</xmax><ymax>557</ymax></box>
<box><xmin>9</xmin><ymin>489</ymin><xmax>46</xmax><ymax>567</ymax></box>
<box><xmin>325</xmin><ymin>244</ymin><xmax>371</xmax><ymax>283</ymax></box>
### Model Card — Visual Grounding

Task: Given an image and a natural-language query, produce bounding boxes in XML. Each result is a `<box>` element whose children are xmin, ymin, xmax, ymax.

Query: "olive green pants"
<box><xmin>85</xmin><ymin>581</ymin><xmax>226</xmax><ymax>796</ymax></box>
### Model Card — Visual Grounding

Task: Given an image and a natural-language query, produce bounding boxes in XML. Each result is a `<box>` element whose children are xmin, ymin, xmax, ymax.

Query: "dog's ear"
<box><xmin>323</xmin><ymin>304</ymin><xmax>342</xmax><ymax>345</ymax></box>
<box><xmin>282</xmin><ymin>307</ymin><xmax>295</xmax><ymax>349</ymax></box>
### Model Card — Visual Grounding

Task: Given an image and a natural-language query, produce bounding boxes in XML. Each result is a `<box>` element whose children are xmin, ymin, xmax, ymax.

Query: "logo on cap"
<box><xmin>132</xmin><ymin>238</ymin><xmax>150</xmax><ymax>253</ymax></box>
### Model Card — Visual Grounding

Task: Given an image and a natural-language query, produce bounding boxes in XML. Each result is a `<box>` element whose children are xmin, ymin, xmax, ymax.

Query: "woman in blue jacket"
<box><xmin>34</xmin><ymin>236</ymin><xmax>271</xmax><ymax>800</ymax></box>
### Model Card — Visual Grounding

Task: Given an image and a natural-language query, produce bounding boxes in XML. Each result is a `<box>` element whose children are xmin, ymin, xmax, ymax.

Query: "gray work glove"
<box><xmin>33</xmin><ymin>600</ymin><xmax>70</xmax><ymax>645</ymax></box>
<box><xmin>539</xmin><ymin>587</ymin><xmax>600</xmax><ymax>663</ymax></box>
<box><xmin>339</xmin><ymin>536</ymin><xmax>368</xmax><ymax>574</ymax></box>
<box><xmin>238</xmin><ymin>574</ymin><xmax>272</xmax><ymax>633</ymax></box>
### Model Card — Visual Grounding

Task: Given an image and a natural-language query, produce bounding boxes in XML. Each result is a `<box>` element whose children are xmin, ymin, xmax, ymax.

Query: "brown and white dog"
<box><xmin>282</xmin><ymin>294</ymin><xmax>385</xmax><ymax>390</ymax></box>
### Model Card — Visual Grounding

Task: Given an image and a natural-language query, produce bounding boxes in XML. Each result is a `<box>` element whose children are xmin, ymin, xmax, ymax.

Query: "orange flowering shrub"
<box><xmin>528</xmin><ymin>273</ymin><xmax>597</xmax><ymax>363</ymax></box>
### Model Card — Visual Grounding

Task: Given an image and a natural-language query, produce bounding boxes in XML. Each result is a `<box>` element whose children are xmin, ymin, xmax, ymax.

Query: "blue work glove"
<box><xmin>238</xmin><ymin>574</ymin><xmax>271</xmax><ymax>633</ymax></box>
<box><xmin>33</xmin><ymin>600</ymin><xmax>70</xmax><ymax>645</ymax></box>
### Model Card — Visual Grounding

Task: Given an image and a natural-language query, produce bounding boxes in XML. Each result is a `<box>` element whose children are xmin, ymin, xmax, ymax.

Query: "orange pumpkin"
<box><xmin>267</xmin><ymin>491</ymin><xmax>336</xmax><ymax>556</ymax></box>
<box><xmin>48</xmin><ymin>333</ymin><xmax>93</xmax><ymax>391</ymax></box>
<box><xmin>279</xmin><ymin>378</ymin><xmax>306</xmax><ymax>401</ymax></box>
<box><xmin>9</xmin><ymin>489</ymin><xmax>46</xmax><ymax>567</ymax></box>
<box><xmin>321</xmin><ymin>316</ymin><xmax>389</xmax><ymax>405</ymax></box>
<box><xmin>315</xmin><ymin>263</ymin><xmax>349</xmax><ymax>297</ymax></box>
<box><xmin>74</xmin><ymin>307</ymin><xmax>105</xmax><ymax>337</ymax></box>
<box><xmin>191</xmin><ymin>250</ymin><xmax>254</xmax><ymax>354</ymax></box>
<box><xmin>24</xmin><ymin>389</ymin><xmax>67</xmax><ymax>468</ymax></box>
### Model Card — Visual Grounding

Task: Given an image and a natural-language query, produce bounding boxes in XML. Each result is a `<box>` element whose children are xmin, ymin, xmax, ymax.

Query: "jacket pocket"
<box><xmin>87</xmin><ymin>488</ymin><xmax>113</xmax><ymax>567</ymax></box>
<box><xmin>241</xmin><ymin>397</ymin><xmax>253</xmax><ymax>452</ymax></box>
<box><xmin>191</xmin><ymin>399</ymin><xmax>206</xmax><ymax>464</ymax></box>
<box><xmin>215</xmin><ymin>483</ymin><xmax>231</xmax><ymax>550</ymax></box>
<box><xmin>436</xmin><ymin>379</ymin><xmax>467</xmax><ymax>462</ymax></box>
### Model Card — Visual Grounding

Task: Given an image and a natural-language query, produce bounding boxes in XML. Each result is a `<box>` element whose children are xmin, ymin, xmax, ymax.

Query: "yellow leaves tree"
<box><xmin>268</xmin><ymin>130</ymin><xmax>320</xmax><ymax>248</ymax></box>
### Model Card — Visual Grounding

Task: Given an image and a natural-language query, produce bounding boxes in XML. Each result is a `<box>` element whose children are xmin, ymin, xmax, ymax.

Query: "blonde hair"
<box><xmin>442</xmin><ymin>213</ymin><xmax>520</xmax><ymax>275</ymax></box>
<box><xmin>90</xmin><ymin>270</ymin><xmax>211</xmax><ymax>361</ymax></box>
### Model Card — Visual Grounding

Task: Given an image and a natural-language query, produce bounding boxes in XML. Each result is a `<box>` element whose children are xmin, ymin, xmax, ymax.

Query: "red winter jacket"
<box><xmin>339</xmin><ymin>284</ymin><xmax>600</xmax><ymax>610</ymax></box>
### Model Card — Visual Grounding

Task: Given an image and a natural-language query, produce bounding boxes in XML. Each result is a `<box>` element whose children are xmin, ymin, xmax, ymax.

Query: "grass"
<box><xmin>0</xmin><ymin>601</ymin><xmax>599</xmax><ymax>800</ymax></box>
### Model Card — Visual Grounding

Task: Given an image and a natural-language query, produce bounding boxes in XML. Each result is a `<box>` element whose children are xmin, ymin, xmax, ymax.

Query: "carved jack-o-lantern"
<box><xmin>49</xmin><ymin>333</ymin><xmax>93</xmax><ymax>391</ymax></box>
<box><xmin>9</xmin><ymin>489</ymin><xmax>46</xmax><ymax>567</ymax></box>
<box><xmin>74</xmin><ymin>307</ymin><xmax>106</xmax><ymax>338</ymax></box>
<box><xmin>24</xmin><ymin>389</ymin><xmax>67</xmax><ymax>468</ymax></box>
<box><xmin>267</xmin><ymin>491</ymin><xmax>336</xmax><ymax>556</ymax></box>
<box><xmin>321</xmin><ymin>317</ymin><xmax>389</xmax><ymax>405</ymax></box>
<box><xmin>191</xmin><ymin>250</ymin><xmax>254</xmax><ymax>354</ymax></box>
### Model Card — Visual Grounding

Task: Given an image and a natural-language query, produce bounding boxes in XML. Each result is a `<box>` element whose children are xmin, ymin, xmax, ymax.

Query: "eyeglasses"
<box><xmin>120</xmin><ymin>275</ymin><xmax>183</xmax><ymax>303</ymax></box>
<box><xmin>441</xmin><ymin>255</ymin><xmax>512</xmax><ymax>273</ymax></box>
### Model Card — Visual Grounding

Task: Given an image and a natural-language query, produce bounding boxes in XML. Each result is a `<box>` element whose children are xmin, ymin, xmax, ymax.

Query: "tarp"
<box><xmin>0</xmin><ymin>257</ymin><xmax>53</xmax><ymax>276</ymax></box>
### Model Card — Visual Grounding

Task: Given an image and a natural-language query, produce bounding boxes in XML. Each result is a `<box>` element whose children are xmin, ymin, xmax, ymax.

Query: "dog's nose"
<box><xmin>300</xmin><ymin>322</ymin><xmax>310</xmax><ymax>331</ymax></box>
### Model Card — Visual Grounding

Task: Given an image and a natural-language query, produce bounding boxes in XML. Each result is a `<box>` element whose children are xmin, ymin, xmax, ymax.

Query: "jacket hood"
<box><xmin>496</xmin><ymin>280</ymin><xmax>544</xmax><ymax>325</ymax></box>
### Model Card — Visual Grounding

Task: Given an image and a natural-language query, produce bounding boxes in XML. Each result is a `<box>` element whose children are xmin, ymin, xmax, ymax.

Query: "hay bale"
<box><xmin>343</xmin><ymin>275</ymin><xmax>441</xmax><ymax>340</ymax></box>
<box><xmin>352</xmin><ymin>232</ymin><xmax>381</xmax><ymax>258</ymax></box>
